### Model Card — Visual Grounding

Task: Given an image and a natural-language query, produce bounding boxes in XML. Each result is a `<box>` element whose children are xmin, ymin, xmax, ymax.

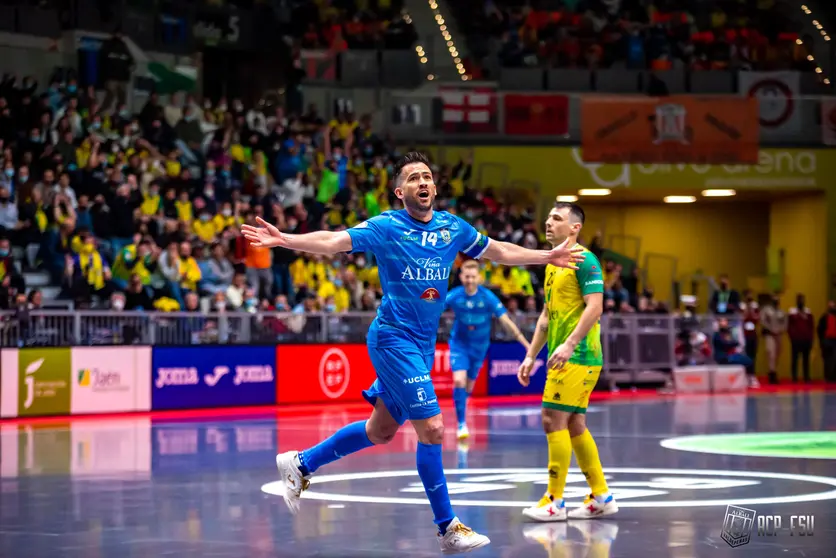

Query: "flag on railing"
<box><xmin>503</xmin><ymin>94</ymin><xmax>569</xmax><ymax>136</ymax></box>
<box><xmin>439</xmin><ymin>87</ymin><xmax>497</xmax><ymax>133</ymax></box>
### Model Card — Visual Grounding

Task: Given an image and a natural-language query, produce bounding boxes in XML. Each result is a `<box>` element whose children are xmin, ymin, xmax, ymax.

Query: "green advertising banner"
<box><xmin>17</xmin><ymin>348</ymin><xmax>72</xmax><ymax>417</ymax></box>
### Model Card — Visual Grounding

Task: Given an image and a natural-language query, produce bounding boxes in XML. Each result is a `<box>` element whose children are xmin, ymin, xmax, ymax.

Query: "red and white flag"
<box><xmin>440</xmin><ymin>87</ymin><xmax>497</xmax><ymax>133</ymax></box>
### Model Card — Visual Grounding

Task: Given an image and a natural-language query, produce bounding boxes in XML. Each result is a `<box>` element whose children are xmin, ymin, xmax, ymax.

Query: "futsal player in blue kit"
<box><xmin>446</xmin><ymin>260</ymin><xmax>531</xmax><ymax>441</ymax></box>
<box><xmin>241</xmin><ymin>152</ymin><xmax>583</xmax><ymax>554</ymax></box>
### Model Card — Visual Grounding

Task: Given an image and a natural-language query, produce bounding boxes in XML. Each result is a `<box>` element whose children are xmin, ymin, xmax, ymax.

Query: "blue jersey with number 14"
<box><xmin>346</xmin><ymin>209</ymin><xmax>490</xmax><ymax>349</ymax></box>
<box><xmin>446</xmin><ymin>286</ymin><xmax>506</xmax><ymax>349</ymax></box>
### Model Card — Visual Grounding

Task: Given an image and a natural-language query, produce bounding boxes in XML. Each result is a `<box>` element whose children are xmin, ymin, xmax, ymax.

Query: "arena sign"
<box><xmin>660</xmin><ymin>432</ymin><xmax>836</xmax><ymax>459</ymax></box>
<box><xmin>262</xmin><ymin>467</ymin><xmax>836</xmax><ymax>508</ymax></box>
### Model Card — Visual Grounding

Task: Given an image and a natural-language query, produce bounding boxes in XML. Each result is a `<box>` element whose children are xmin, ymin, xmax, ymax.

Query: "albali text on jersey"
<box><xmin>346</xmin><ymin>210</ymin><xmax>490</xmax><ymax>348</ymax></box>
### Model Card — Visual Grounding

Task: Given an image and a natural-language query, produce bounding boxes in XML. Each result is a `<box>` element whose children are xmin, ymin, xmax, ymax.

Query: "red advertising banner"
<box><xmin>503</xmin><ymin>94</ymin><xmax>569</xmax><ymax>136</ymax></box>
<box><xmin>276</xmin><ymin>344</ymin><xmax>376</xmax><ymax>405</ymax></box>
<box><xmin>276</xmin><ymin>343</ymin><xmax>487</xmax><ymax>405</ymax></box>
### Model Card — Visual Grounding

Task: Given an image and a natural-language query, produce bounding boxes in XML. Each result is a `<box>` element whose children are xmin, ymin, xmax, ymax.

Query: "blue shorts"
<box><xmin>362</xmin><ymin>344</ymin><xmax>440</xmax><ymax>426</ymax></box>
<box><xmin>449</xmin><ymin>340</ymin><xmax>488</xmax><ymax>381</ymax></box>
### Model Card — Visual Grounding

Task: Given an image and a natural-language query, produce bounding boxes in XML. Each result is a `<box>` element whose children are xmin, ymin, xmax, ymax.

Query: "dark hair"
<box><xmin>393</xmin><ymin>151</ymin><xmax>431</xmax><ymax>184</ymax></box>
<box><xmin>553</xmin><ymin>201</ymin><xmax>585</xmax><ymax>225</ymax></box>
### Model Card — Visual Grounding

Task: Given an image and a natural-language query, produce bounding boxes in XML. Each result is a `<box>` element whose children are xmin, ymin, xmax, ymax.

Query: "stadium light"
<box><xmin>701</xmin><ymin>189</ymin><xmax>736</xmax><ymax>197</ymax></box>
<box><xmin>429</xmin><ymin>1</ymin><xmax>462</xmax><ymax>76</ymax></box>
<box><xmin>799</xmin><ymin>5</ymin><xmax>831</xmax><ymax>82</ymax></box>
<box><xmin>556</xmin><ymin>195</ymin><xmax>579</xmax><ymax>202</ymax></box>
<box><xmin>578</xmin><ymin>189</ymin><xmax>612</xmax><ymax>196</ymax></box>
<box><xmin>664</xmin><ymin>195</ymin><xmax>697</xmax><ymax>204</ymax></box>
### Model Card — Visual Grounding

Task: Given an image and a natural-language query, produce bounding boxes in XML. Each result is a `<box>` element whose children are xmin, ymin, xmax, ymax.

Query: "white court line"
<box><xmin>262</xmin><ymin>467</ymin><xmax>836</xmax><ymax>508</ymax></box>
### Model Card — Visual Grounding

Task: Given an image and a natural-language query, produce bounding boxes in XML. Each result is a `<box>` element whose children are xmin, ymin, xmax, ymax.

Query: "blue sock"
<box><xmin>298</xmin><ymin>420</ymin><xmax>374</xmax><ymax>475</ymax></box>
<box><xmin>453</xmin><ymin>387</ymin><xmax>468</xmax><ymax>427</ymax></box>
<box><xmin>416</xmin><ymin>442</ymin><xmax>455</xmax><ymax>534</ymax></box>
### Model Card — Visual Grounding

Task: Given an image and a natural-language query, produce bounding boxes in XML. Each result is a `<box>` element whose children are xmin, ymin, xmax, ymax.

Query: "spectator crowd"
<box><xmin>673</xmin><ymin>276</ymin><xmax>836</xmax><ymax>385</ymax></box>
<box><xmin>0</xmin><ymin>69</ymin><xmax>563</xmax><ymax>328</ymax></box>
<box><xmin>454</xmin><ymin>0</ymin><xmax>815</xmax><ymax>77</ymax></box>
<box><xmin>290</xmin><ymin>0</ymin><xmax>417</xmax><ymax>51</ymax></box>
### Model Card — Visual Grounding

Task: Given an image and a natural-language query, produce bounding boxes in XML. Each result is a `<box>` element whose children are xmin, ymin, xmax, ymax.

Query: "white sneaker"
<box><xmin>567</xmin><ymin>493</ymin><xmax>619</xmax><ymax>519</ymax></box>
<box><xmin>522</xmin><ymin>494</ymin><xmax>567</xmax><ymax>522</ymax></box>
<box><xmin>748</xmin><ymin>376</ymin><xmax>761</xmax><ymax>389</ymax></box>
<box><xmin>437</xmin><ymin>517</ymin><xmax>490</xmax><ymax>554</ymax></box>
<box><xmin>275</xmin><ymin>451</ymin><xmax>310</xmax><ymax>514</ymax></box>
<box><xmin>457</xmin><ymin>424</ymin><xmax>470</xmax><ymax>440</ymax></box>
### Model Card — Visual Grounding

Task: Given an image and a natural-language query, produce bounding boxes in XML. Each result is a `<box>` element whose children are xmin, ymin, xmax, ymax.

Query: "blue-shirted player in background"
<box><xmin>242</xmin><ymin>152</ymin><xmax>583</xmax><ymax>554</ymax></box>
<box><xmin>446</xmin><ymin>260</ymin><xmax>530</xmax><ymax>441</ymax></box>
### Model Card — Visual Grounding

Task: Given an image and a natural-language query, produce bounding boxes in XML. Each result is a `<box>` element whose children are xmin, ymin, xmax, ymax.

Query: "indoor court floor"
<box><xmin>1</xmin><ymin>389</ymin><xmax>835</xmax><ymax>558</ymax></box>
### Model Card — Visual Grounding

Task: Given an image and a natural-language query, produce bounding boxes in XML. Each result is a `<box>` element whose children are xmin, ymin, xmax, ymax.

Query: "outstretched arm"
<box><xmin>281</xmin><ymin>230</ymin><xmax>352</xmax><ymax>255</ymax></box>
<box><xmin>482</xmin><ymin>238</ymin><xmax>584</xmax><ymax>269</ymax></box>
<box><xmin>241</xmin><ymin>217</ymin><xmax>352</xmax><ymax>255</ymax></box>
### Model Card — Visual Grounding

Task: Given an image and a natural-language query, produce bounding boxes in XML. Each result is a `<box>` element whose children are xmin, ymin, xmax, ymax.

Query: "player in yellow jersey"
<box><xmin>518</xmin><ymin>201</ymin><xmax>618</xmax><ymax>521</ymax></box>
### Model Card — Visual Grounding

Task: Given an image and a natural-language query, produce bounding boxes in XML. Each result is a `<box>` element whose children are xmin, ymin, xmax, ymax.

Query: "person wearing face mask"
<box><xmin>760</xmin><ymin>294</ymin><xmax>788</xmax><ymax>384</ymax></box>
<box><xmin>818</xmin><ymin>301</ymin><xmax>836</xmax><ymax>383</ymax></box>
<box><xmin>1</xmin><ymin>165</ymin><xmax>14</xmax><ymax>193</ymax></box>
<box><xmin>243</xmin><ymin>287</ymin><xmax>259</xmax><ymax>314</ymax></box>
<box><xmin>14</xmin><ymin>166</ymin><xmax>30</xmax><ymax>198</ymax></box>
<box><xmin>213</xmin><ymin>202</ymin><xmax>237</xmax><ymax>232</ymax></box>
<box><xmin>322</xmin><ymin>294</ymin><xmax>337</xmax><ymax>313</ymax></box>
<box><xmin>710</xmin><ymin>274</ymin><xmax>740</xmax><ymax>315</ymax></box>
<box><xmin>0</xmin><ymin>186</ymin><xmax>18</xmax><ymax>233</ymax></box>
<box><xmin>192</xmin><ymin>210</ymin><xmax>218</xmax><ymax>243</ymax></box>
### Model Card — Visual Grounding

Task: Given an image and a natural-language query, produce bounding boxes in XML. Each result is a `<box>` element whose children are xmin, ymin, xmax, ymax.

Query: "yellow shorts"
<box><xmin>542</xmin><ymin>362</ymin><xmax>602</xmax><ymax>414</ymax></box>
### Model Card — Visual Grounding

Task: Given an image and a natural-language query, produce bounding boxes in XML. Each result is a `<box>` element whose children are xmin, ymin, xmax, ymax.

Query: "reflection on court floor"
<box><xmin>1</xmin><ymin>391</ymin><xmax>835</xmax><ymax>558</ymax></box>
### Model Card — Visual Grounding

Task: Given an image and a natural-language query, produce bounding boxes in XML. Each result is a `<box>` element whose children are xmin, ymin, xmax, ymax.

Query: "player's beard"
<box><xmin>404</xmin><ymin>191</ymin><xmax>434</xmax><ymax>219</ymax></box>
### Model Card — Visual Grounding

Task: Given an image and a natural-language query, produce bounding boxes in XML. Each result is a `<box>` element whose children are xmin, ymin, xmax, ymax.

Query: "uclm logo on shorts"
<box><xmin>421</xmin><ymin>288</ymin><xmax>441</xmax><ymax>302</ymax></box>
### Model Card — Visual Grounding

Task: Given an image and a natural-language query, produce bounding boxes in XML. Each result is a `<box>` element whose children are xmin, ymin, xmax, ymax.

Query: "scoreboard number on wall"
<box><xmin>334</xmin><ymin>98</ymin><xmax>354</xmax><ymax>116</ymax></box>
<box><xmin>392</xmin><ymin>103</ymin><xmax>421</xmax><ymax>125</ymax></box>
